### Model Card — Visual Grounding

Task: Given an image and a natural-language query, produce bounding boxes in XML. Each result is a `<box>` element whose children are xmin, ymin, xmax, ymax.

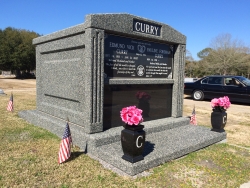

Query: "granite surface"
<box><xmin>34</xmin><ymin>13</ymin><xmax>186</xmax><ymax>45</ymax></box>
<box><xmin>26</xmin><ymin>13</ymin><xmax>187</xmax><ymax>133</ymax></box>
<box><xmin>18</xmin><ymin>110</ymin><xmax>189</xmax><ymax>149</ymax></box>
<box><xmin>91</xmin><ymin>125</ymin><xmax>226</xmax><ymax>176</ymax></box>
<box><xmin>85</xmin><ymin>13</ymin><xmax>186</xmax><ymax>44</ymax></box>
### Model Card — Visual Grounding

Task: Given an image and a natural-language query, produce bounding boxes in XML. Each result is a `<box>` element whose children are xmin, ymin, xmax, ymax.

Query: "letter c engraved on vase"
<box><xmin>136</xmin><ymin>135</ymin><xmax>143</xmax><ymax>148</ymax></box>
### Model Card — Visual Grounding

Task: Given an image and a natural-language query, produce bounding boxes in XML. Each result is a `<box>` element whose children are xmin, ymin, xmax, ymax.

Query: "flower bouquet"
<box><xmin>120</xmin><ymin>106</ymin><xmax>143</xmax><ymax>126</ymax></box>
<box><xmin>210</xmin><ymin>96</ymin><xmax>231</xmax><ymax>111</ymax></box>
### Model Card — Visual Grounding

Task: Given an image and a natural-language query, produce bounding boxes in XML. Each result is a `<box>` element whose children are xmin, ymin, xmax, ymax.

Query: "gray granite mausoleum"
<box><xmin>19</xmin><ymin>13</ymin><xmax>226</xmax><ymax>176</ymax></box>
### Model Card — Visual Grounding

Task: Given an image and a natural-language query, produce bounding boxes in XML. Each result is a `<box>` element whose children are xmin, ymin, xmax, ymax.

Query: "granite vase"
<box><xmin>211</xmin><ymin>107</ymin><xmax>227</xmax><ymax>132</ymax></box>
<box><xmin>121</xmin><ymin>124</ymin><xmax>145</xmax><ymax>163</ymax></box>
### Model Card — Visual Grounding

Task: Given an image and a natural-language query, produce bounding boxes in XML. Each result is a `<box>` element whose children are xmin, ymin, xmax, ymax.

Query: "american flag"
<box><xmin>7</xmin><ymin>93</ymin><xmax>14</xmax><ymax>112</ymax></box>
<box><xmin>190</xmin><ymin>106</ymin><xmax>197</xmax><ymax>125</ymax></box>
<box><xmin>58</xmin><ymin>122</ymin><xmax>72</xmax><ymax>164</ymax></box>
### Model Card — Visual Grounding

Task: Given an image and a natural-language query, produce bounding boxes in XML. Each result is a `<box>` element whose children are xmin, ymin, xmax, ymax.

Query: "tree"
<box><xmin>200</xmin><ymin>33</ymin><xmax>250</xmax><ymax>75</ymax></box>
<box><xmin>186</xmin><ymin>49</ymin><xmax>194</xmax><ymax>61</ymax></box>
<box><xmin>0</xmin><ymin>27</ymin><xmax>40</xmax><ymax>76</ymax></box>
<box><xmin>197</xmin><ymin>47</ymin><xmax>212</xmax><ymax>59</ymax></box>
<box><xmin>185</xmin><ymin>50</ymin><xmax>194</xmax><ymax>77</ymax></box>
<box><xmin>185</xmin><ymin>50</ymin><xmax>202</xmax><ymax>77</ymax></box>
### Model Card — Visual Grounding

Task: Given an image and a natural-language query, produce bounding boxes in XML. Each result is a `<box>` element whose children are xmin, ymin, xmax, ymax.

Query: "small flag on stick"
<box><xmin>7</xmin><ymin>93</ymin><xmax>14</xmax><ymax>112</ymax></box>
<box><xmin>190</xmin><ymin>106</ymin><xmax>197</xmax><ymax>125</ymax></box>
<box><xmin>58</xmin><ymin>121</ymin><xmax>72</xmax><ymax>164</ymax></box>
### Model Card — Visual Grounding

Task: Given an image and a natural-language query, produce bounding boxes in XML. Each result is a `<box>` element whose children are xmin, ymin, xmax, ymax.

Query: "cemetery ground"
<box><xmin>0</xmin><ymin>77</ymin><xmax>250</xmax><ymax>188</ymax></box>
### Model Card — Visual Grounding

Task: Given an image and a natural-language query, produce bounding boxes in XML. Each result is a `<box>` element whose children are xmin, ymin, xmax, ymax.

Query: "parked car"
<box><xmin>184</xmin><ymin>75</ymin><xmax>250</xmax><ymax>103</ymax></box>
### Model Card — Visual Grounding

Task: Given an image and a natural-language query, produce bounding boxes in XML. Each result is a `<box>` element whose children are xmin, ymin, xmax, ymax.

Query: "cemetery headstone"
<box><xmin>0</xmin><ymin>89</ymin><xmax>5</xmax><ymax>95</ymax></box>
<box><xmin>19</xmin><ymin>13</ymin><xmax>226</xmax><ymax>176</ymax></box>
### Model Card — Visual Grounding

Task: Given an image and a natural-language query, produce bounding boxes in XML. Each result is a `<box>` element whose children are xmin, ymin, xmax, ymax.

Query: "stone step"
<box><xmin>90</xmin><ymin>124</ymin><xmax>226</xmax><ymax>176</ymax></box>
<box><xmin>19</xmin><ymin>110</ymin><xmax>190</xmax><ymax>149</ymax></box>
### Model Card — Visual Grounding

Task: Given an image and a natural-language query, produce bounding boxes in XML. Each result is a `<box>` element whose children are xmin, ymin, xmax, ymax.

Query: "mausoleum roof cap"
<box><xmin>33</xmin><ymin>13</ymin><xmax>186</xmax><ymax>45</ymax></box>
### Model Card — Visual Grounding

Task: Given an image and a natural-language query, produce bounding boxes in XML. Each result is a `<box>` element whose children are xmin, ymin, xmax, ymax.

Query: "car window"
<box><xmin>208</xmin><ymin>77</ymin><xmax>222</xmax><ymax>85</ymax></box>
<box><xmin>201</xmin><ymin>77</ymin><xmax>208</xmax><ymax>84</ymax></box>
<box><xmin>225</xmin><ymin>78</ymin><xmax>242</xmax><ymax>86</ymax></box>
<box><xmin>225</xmin><ymin>78</ymin><xmax>233</xmax><ymax>85</ymax></box>
<box><xmin>237</xmin><ymin>76</ymin><xmax>250</xmax><ymax>86</ymax></box>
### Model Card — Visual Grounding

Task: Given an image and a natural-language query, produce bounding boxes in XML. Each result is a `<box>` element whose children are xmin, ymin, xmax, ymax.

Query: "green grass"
<box><xmin>0</xmin><ymin>91</ymin><xmax>250</xmax><ymax>187</ymax></box>
<box><xmin>240</xmin><ymin>122</ymin><xmax>250</xmax><ymax>126</ymax></box>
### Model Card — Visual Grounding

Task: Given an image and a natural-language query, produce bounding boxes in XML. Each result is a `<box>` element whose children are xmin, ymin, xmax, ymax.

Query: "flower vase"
<box><xmin>138</xmin><ymin>99</ymin><xmax>150</xmax><ymax>117</ymax></box>
<box><xmin>121</xmin><ymin>124</ymin><xmax>145</xmax><ymax>163</ymax></box>
<box><xmin>211</xmin><ymin>107</ymin><xmax>227</xmax><ymax>132</ymax></box>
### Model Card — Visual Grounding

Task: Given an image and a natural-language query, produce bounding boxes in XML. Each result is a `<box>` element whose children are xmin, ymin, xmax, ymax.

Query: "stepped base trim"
<box><xmin>18</xmin><ymin>109</ymin><xmax>226</xmax><ymax>176</ymax></box>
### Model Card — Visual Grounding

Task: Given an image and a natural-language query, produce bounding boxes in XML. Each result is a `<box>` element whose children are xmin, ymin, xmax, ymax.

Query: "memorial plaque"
<box><xmin>103</xmin><ymin>84</ymin><xmax>172</xmax><ymax>130</ymax></box>
<box><xmin>104</xmin><ymin>34</ymin><xmax>173</xmax><ymax>78</ymax></box>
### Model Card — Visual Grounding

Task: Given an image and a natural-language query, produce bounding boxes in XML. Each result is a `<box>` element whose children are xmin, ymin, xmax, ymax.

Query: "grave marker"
<box><xmin>18</xmin><ymin>14</ymin><xmax>226</xmax><ymax>175</ymax></box>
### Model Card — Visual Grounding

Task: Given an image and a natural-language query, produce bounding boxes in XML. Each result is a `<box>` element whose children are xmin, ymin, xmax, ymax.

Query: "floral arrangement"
<box><xmin>210</xmin><ymin>96</ymin><xmax>231</xmax><ymax>110</ymax></box>
<box><xmin>135</xmin><ymin>91</ymin><xmax>151</xmax><ymax>100</ymax></box>
<box><xmin>120</xmin><ymin>106</ymin><xmax>143</xmax><ymax>126</ymax></box>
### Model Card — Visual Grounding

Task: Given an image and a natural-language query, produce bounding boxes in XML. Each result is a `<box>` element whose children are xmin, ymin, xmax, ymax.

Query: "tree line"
<box><xmin>1</xmin><ymin>28</ymin><xmax>250</xmax><ymax>79</ymax></box>
<box><xmin>186</xmin><ymin>33</ymin><xmax>250</xmax><ymax>78</ymax></box>
<box><xmin>0</xmin><ymin>27</ymin><xmax>40</xmax><ymax>77</ymax></box>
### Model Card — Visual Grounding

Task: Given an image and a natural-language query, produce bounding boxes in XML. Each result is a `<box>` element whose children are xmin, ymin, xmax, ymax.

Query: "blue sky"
<box><xmin>1</xmin><ymin>0</ymin><xmax>249</xmax><ymax>60</ymax></box>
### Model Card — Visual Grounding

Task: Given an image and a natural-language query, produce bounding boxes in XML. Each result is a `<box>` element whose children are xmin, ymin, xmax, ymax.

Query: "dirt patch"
<box><xmin>173</xmin><ymin>166</ymin><xmax>205</xmax><ymax>188</ymax></box>
<box><xmin>0</xmin><ymin>77</ymin><xmax>36</xmax><ymax>90</ymax></box>
<box><xmin>195</xmin><ymin>159</ymin><xmax>223</xmax><ymax>171</ymax></box>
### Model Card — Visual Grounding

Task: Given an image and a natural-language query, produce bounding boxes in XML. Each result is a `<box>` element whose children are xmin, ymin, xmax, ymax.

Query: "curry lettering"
<box><xmin>133</xmin><ymin>19</ymin><xmax>161</xmax><ymax>36</ymax></box>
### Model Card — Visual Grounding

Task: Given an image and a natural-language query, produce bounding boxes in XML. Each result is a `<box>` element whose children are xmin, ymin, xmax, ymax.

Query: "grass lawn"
<box><xmin>0</xmin><ymin>79</ymin><xmax>250</xmax><ymax>187</ymax></box>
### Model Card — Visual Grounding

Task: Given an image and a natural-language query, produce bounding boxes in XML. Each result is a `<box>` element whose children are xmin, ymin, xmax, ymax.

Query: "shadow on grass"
<box><xmin>66</xmin><ymin>151</ymin><xmax>85</xmax><ymax>162</ymax></box>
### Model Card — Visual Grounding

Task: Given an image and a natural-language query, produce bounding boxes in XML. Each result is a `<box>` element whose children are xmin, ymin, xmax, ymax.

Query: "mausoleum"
<box><xmin>19</xmin><ymin>13</ymin><xmax>226</xmax><ymax>176</ymax></box>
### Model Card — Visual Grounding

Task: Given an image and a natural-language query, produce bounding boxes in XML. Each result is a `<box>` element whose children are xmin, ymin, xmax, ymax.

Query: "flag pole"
<box><xmin>11</xmin><ymin>91</ymin><xmax>13</xmax><ymax>113</ymax></box>
<box><xmin>11</xmin><ymin>87</ymin><xmax>13</xmax><ymax>112</ymax></box>
<box><xmin>66</xmin><ymin>117</ymin><xmax>74</xmax><ymax>152</ymax></box>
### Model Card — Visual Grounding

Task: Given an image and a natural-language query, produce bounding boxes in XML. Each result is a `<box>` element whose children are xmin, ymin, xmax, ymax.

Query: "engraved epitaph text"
<box><xmin>104</xmin><ymin>34</ymin><xmax>173</xmax><ymax>78</ymax></box>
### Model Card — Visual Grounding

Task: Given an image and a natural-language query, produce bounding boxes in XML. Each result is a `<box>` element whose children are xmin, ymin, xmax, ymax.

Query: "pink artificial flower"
<box><xmin>218</xmin><ymin>98</ymin><xmax>225</xmax><ymax>107</ymax></box>
<box><xmin>210</xmin><ymin>98</ymin><xmax>218</xmax><ymax>108</ymax></box>
<box><xmin>210</xmin><ymin>96</ymin><xmax>231</xmax><ymax>110</ymax></box>
<box><xmin>223</xmin><ymin>96</ymin><xmax>230</xmax><ymax>102</ymax></box>
<box><xmin>120</xmin><ymin>106</ymin><xmax>143</xmax><ymax>126</ymax></box>
<box><xmin>131</xmin><ymin>115</ymin><xmax>140</xmax><ymax>124</ymax></box>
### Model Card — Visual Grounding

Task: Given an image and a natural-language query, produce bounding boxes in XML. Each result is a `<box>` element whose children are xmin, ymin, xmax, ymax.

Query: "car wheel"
<box><xmin>192</xmin><ymin>90</ymin><xmax>204</xmax><ymax>101</ymax></box>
